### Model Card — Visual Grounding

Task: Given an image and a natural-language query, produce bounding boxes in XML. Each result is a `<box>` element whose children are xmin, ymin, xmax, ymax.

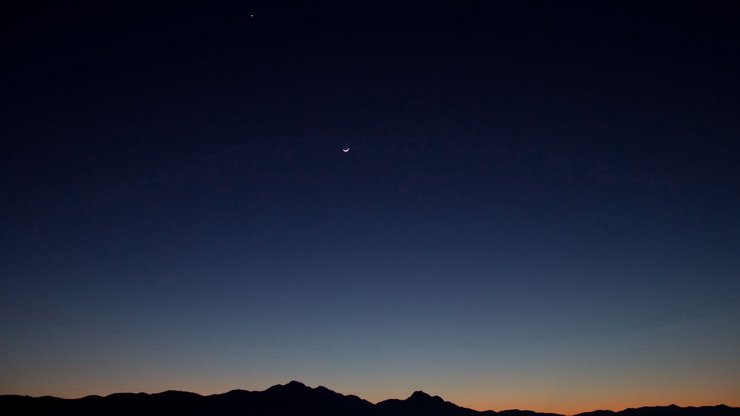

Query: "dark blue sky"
<box><xmin>2</xmin><ymin>1</ymin><xmax>739</xmax><ymax>412</ymax></box>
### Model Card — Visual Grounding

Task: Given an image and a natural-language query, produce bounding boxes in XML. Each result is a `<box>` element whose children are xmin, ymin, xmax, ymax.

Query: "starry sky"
<box><xmin>1</xmin><ymin>1</ymin><xmax>739</xmax><ymax>413</ymax></box>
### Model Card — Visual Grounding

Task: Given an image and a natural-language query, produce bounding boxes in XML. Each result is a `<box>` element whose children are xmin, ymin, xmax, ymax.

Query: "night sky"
<box><xmin>2</xmin><ymin>1</ymin><xmax>740</xmax><ymax>413</ymax></box>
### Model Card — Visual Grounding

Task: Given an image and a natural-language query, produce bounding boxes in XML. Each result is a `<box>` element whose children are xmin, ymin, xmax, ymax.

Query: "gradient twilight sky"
<box><xmin>1</xmin><ymin>1</ymin><xmax>739</xmax><ymax>414</ymax></box>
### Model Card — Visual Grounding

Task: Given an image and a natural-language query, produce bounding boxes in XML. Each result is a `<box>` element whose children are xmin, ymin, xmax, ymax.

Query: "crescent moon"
<box><xmin>342</xmin><ymin>148</ymin><xmax>350</xmax><ymax>153</ymax></box>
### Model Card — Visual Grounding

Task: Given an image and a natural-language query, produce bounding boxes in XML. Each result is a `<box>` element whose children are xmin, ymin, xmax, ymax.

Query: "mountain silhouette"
<box><xmin>377</xmin><ymin>390</ymin><xmax>482</xmax><ymax>416</ymax></box>
<box><xmin>1</xmin><ymin>381</ymin><xmax>738</xmax><ymax>416</ymax></box>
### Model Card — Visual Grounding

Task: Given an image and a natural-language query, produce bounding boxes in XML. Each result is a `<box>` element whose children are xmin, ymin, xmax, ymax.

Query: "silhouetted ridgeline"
<box><xmin>1</xmin><ymin>381</ymin><xmax>738</xmax><ymax>416</ymax></box>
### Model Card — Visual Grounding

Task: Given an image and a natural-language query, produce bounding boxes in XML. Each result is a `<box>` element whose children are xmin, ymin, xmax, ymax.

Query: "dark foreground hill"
<box><xmin>1</xmin><ymin>381</ymin><xmax>738</xmax><ymax>416</ymax></box>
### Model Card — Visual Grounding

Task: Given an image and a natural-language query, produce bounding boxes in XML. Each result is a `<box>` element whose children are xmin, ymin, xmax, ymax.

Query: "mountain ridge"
<box><xmin>1</xmin><ymin>381</ymin><xmax>738</xmax><ymax>416</ymax></box>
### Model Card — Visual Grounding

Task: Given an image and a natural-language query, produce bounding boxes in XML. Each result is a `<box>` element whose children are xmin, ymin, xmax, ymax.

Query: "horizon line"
<box><xmin>3</xmin><ymin>380</ymin><xmax>737</xmax><ymax>416</ymax></box>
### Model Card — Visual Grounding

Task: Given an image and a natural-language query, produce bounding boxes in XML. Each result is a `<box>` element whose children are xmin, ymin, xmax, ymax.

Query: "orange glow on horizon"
<box><xmin>5</xmin><ymin>378</ymin><xmax>739</xmax><ymax>415</ymax></box>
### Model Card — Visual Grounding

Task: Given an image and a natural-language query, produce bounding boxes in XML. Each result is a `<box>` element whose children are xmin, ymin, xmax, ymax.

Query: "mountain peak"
<box><xmin>264</xmin><ymin>380</ymin><xmax>311</xmax><ymax>395</ymax></box>
<box><xmin>409</xmin><ymin>391</ymin><xmax>433</xmax><ymax>400</ymax></box>
<box><xmin>408</xmin><ymin>390</ymin><xmax>445</xmax><ymax>404</ymax></box>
